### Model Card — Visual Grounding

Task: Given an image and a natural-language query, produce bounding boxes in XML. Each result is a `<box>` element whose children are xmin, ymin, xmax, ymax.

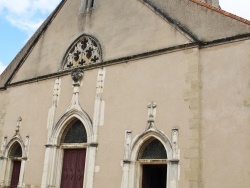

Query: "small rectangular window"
<box><xmin>90</xmin><ymin>0</ymin><xmax>95</xmax><ymax>8</ymax></box>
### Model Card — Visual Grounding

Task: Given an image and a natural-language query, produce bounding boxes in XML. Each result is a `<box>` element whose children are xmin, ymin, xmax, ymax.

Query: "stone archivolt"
<box><xmin>64</xmin><ymin>35</ymin><xmax>101</xmax><ymax>69</ymax></box>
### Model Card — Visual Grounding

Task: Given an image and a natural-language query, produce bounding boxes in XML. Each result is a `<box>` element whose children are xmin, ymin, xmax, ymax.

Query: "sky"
<box><xmin>0</xmin><ymin>0</ymin><xmax>250</xmax><ymax>75</ymax></box>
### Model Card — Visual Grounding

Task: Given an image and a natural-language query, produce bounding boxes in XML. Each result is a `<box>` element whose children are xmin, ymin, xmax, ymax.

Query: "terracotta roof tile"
<box><xmin>190</xmin><ymin>0</ymin><xmax>250</xmax><ymax>25</ymax></box>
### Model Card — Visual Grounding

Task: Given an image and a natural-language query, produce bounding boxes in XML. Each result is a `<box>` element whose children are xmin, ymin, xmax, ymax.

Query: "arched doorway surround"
<box><xmin>9</xmin><ymin>142</ymin><xmax>22</xmax><ymax>188</ymax></box>
<box><xmin>121</xmin><ymin>102</ymin><xmax>180</xmax><ymax>188</ymax></box>
<box><xmin>0</xmin><ymin>118</ymin><xmax>29</xmax><ymax>188</ymax></box>
<box><xmin>60</xmin><ymin>119</ymin><xmax>87</xmax><ymax>188</ymax></box>
<box><xmin>128</xmin><ymin>128</ymin><xmax>178</xmax><ymax>188</ymax></box>
<box><xmin>41</xmin><ymin>109</ymin><xmax>97</xmax><ymax>188</ymax></box>
<box><xmin>138</xmin><ymin>138</ymin><xmax>168</xmax><ymax>188</ymax></box>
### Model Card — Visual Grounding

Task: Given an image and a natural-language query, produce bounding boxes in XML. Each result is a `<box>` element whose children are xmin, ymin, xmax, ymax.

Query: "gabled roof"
<box><xmin>1</xmin><ymin>0</ymin><xmax>250</xmax><ymax>89</ymax></box>
<box><xmin>144</xmin><ymin>0</ymin><xmax>250</xmax><ymax>42</ymax></box>
<box><xmin>190</xmin><ymin>0</ymin><xmax>250</xmax><ymax>25</ymax></box>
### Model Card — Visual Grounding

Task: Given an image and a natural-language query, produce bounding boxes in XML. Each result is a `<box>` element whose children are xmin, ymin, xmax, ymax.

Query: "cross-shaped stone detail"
<box><xmin>147</xmin><ymin>101</ymin><xmax>157</xmax><ymax>124</ymax></box>
<box><xmin>16</xmin><ymin>116</ymin><xmax>22</xmax><ymax>133</ymax></box>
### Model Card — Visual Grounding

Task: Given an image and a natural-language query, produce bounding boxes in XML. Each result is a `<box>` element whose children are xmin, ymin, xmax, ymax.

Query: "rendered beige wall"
<box><xmin>201</xmin><ymin>39</ymin><xmax>250</xmax><ymax>188</ymax></box>
<box><xmin>0</xmin><ymin>47</ymin><xmax>198</xmax><ymax>187</ymax></box>
<box><xmin>0</xmin><ymin>80</ymin><xmax>54</xmax><ymax>186</ymax></box>
<box><xmin>93</xmin><ymin>49</ymin><xmax>197</xmax><ymax>188</ymax></box>
<box><xmin>1</xmin><ymin>39</ymin><xmax>250</xmax><ymax>187</ymax></box>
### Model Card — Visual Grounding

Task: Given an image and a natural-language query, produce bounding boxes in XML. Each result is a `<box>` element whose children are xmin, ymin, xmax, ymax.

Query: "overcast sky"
<box><xmin>0</xmin><ymin>0</ymin><xmax>250</xmax><ymax>74</ymax></box>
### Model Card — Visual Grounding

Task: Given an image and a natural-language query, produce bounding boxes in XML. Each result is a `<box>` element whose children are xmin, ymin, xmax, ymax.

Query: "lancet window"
<box><xmin>61</xmin><ymin>120</ymin><xmax>87</xmax><ymax>143</ymax></box>
<box><xmin>9</xmin><ymin>142</ymin><xmax>22</xmax><ymax>158</ymax></box>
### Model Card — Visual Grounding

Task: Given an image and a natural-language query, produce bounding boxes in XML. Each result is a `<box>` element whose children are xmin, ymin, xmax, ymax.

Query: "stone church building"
<box><xmin>0</xmin><ymin>0</ymin><xmax>250</xmax><ymax>187</ymax></box>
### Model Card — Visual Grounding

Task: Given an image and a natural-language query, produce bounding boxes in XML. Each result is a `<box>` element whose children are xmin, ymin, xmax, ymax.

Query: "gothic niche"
<box><xmin>64</xmin><ymin>35</ymin><xmax>101</xmax><ymax>69</ymax></box>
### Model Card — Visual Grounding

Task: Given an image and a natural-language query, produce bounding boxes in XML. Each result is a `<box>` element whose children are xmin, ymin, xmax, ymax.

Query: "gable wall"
<box><xmin>10</xmin><ymin>0</ymin><xmax>191</xmax><ymax>84</ymax></box>
<box><xmin>146</xmin><ymin>0</ymin><xmax>250</xmax><ymax>41</ymax></box>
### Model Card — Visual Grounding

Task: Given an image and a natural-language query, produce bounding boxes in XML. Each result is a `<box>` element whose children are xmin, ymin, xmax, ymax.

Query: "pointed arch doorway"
<box><xmin>61</xmin><ymin>149</ymin><xmax>86</xmax><ymax>188</ymax></box>
<box><xmin>0</xmin><ymin>130</ymin><xmax>29</xmax><ymax>188</ymax></box>
<box><xmin>122</xmin><ymin>127</ymin><xmax>179</xmax><ymax>188</ymax></box>
<box><xmin>9</xmin><ymin>142</ymin><xmax>22</xmax><ymax>188</ymax></box>
<box><xmin>42</xmin><ymin>108</ymin><xmax>97</xmax><ymax>188</ymax></box>
<box><xmin>60</xmin><ymin>119</ymin><xmax>87</xmax><ymax>188</ymax></box>
<box><xmin>139</xmin><ymin>138</ymin><xmax>167</xmax><ymax>188</ymax></box>
<box><xmin>10</xmin><ymin>161</ymin><xmax>21</xmax><ymax>188</ymax></box>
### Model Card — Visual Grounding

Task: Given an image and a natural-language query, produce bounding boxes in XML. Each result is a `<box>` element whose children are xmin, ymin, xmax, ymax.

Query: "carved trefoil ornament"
<box><xmin>63</xmin><ymin>35</ymin><xmax>101</xmax><ymax>69</ymax></box>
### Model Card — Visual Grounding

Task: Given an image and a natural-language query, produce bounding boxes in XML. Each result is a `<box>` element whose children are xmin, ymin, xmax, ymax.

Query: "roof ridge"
<box><xmin>190</xmin><ymin>0</ymin><xmax>250</xmax><ymax>25</ymax></box>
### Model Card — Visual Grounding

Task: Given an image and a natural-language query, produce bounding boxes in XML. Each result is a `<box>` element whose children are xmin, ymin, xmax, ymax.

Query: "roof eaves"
<box><xmin>190</xmin><ymin>0</ymin><xmax>250</xmax><ymax>25</ymax></box>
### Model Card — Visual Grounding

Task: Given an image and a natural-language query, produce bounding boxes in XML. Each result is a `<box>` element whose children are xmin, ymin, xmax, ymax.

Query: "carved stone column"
<box><xmin>85</xmin><ymin>68</ymin><xmax>105</xmax><ymax>188</ymax></box>
<box><xmin>0</xmin><ymin>157</ymin><xmax>7</xmax><ymax>188</ymax></box>
<box><xmin>121</xmin><ymin>130</ymin><xmax>132</xmax><ymax>188</ymax></box>
<box><xmin>41</xmin><ymin>78</ymin><xmax>61</xmax><ymax>188</ymax></box>
<box><xmin>84</xmin><ymin>143</ymin><xmax>98</xmax><ymax>188</ymax></box>
<box><xmin>18</xmin><ymin>136</ymin><xmax>30</xmax><ymax>188</ymax></box>
<box><xmin>0</xmin><ymin>136</ymin><xmax>7</xmax><ymax>187</ymax></box>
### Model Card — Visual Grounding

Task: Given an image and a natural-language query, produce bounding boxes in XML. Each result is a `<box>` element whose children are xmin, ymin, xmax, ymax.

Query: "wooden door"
<box><xmin>60</xmin><ymin>149</ymin><xmax>86</xmax><ymax>188</ymax></box>
<box><xmin>10</xmin><ymin>160</ymin><xmax>21</xmax><ymax>188</ymax></box>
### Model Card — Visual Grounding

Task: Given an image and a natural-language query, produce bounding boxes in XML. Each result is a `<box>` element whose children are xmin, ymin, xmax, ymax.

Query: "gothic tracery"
<box><xmin>64</xmin><ymin>35</ymin><xmax>101</xmax><ymax>69</ymax></box>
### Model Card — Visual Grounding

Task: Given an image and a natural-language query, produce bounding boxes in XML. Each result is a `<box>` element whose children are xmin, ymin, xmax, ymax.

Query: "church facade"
<box><xmin>0</xmin><ymin>0</ymin><xmax>250</xmax><ymax>188</ymax></box>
